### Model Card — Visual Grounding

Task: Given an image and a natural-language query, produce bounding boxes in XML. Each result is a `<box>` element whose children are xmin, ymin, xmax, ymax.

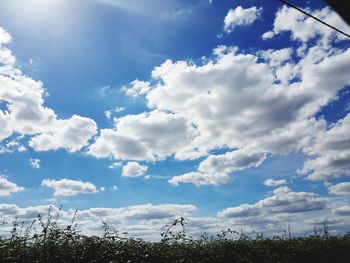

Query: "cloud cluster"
<box><xmin>88</xmin><ymin>4</ymin><xmax>350</xmax><ymax>185</ymax></box>
<box><xmin>41</xmin><ymin>178</ymin><xmax>98</xmax><ymax>196</ymax></box>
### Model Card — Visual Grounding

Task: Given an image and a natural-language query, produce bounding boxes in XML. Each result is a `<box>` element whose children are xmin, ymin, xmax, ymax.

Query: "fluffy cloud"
<box><xmin>122</xmin><ymin>162</ymin><xmax>148</xmax><ymax>177</ymax></box>
<box><xmin>0</xmin><ymin>177</ymin><xmax>24</xmax><ymax>196</ymax></box>
<box><xmin>263</xmin><ymin>5</ymin><xmax>349</xmax><ymax>43</ymax></box>
<box><xmin>169</xmin><ymin>149</ymin><xmax>266</xmax><ymax>186</ymax></box>
<box><xmin>123</xmin><ymin>80</ymin><xmax>151</xmax><ymax>97</ymax></box>
<box><xmin>218</xmin><ymin>187</ymin><xmax>327</xmax><ymax>217</ymax></box>
<box><xmin>169</xmin><ymin>172</ymin><xmax>229</xmax><ymax>186</ymax></box>
<box><xmin>328</xmin><ymin>182</ymin><xmax>350</xmax><ymax>196</ymax></box>
<box><xmin>224</xmin><ymin>6</ymin><xmax>262</xmax><ymax>33</ymax></box>
<box><xmin>89</xmin><ymin>110</ymin><xmax>197</xmax><ymax>161</ymax></box>
<box><xmin>29</xmin><ymin>158</ymin><xmax>40</xmax><ymax>169</ymax></box>
<box><xmin>41</xmin><ymin>178</ymin><xmax>98</xmax><ymax>196</ymax></box>
<box><xmin>28</xmin><ymin>115</ymin><xmax>97</xmax><ymax>152</ymax></box>
<box><xmin>0</xmin><ymin>27</ymin><xmax>97</xmax><ymax>153</ymax></box>
<box><xmin>263</xmin><ymin>178</ymin><xmax>287</xmax><ymax>187</ymax></box>
<box><xmin>301</xmin><ymin>114</ymin><xmax>350</xmax><ymax>181</ymax></box>
<box><xmin>104</xmin><ymin>106</ymin><xmax>125</xmax><ymax>120</ymax></box>
<box><xmin>198</xmin><ymin>149</ymin><xmax>266</xmax><ymax>175</ymax></box>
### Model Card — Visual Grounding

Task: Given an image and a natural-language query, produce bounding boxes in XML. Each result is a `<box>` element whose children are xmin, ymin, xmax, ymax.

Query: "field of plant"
<box><xmin>0</xmin><ymin>211</ymin><xmax>349</xmax><ymax>262</ymax></box>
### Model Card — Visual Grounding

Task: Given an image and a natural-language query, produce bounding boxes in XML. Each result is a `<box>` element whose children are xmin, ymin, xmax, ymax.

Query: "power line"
<box><xmin>278</xmin><ymin>0</ymin><xmax>350</xmax><ymax>38</ymax></box>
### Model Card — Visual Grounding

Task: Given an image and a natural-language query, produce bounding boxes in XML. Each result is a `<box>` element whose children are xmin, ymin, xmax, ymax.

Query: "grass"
<box><xmin>0</xmin><ymin>208</ymin><xmax>349</xmax><ymax>262</ymax></box>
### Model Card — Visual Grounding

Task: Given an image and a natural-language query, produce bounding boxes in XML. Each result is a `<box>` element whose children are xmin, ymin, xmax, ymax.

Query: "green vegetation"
<box><xmin>0</xmin><ymin>209</ymin><xmax>349</xmax><ymax>262</ymax></box>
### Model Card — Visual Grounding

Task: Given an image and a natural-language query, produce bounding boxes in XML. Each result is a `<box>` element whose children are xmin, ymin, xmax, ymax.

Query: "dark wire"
<box><xmin>278</xmin><ymin>0</ymin><xmax>350</xmax><ymax>38</ymax></box>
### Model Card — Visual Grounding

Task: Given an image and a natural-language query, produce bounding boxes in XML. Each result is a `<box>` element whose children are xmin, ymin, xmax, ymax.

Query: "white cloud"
<box><xmin>122</xmin><ymin>162</ymin><xmax>148</xmax><ymax>177</ymax></box>
<box><xmin>145</xmin><ymin>46</ymin><xmax>348</xmax><ymax>158</ymax></box>
<box><xmin>41</xmin><ymin>178</ymin><xmax>98</xmax><ymax>196</ymax></box>
<box><xmin>104</xmin><ymin>106</ymin><xmax>125</xmax><ymax>120</ymax></box>
<box><xmin>28</xmin><ymin>115</ymin><xmax>97</xmax><ymax>152</ymax></box>
<box><xmin>0</xmin><ymin>27</ymin><xmax>97</xmax><ymax>153</ymax></box>
<box><xmin>263</xmin><ymin>5</ymin><xmax>350</xmax><ymax>43</ymax></box>
<box><xmin>108</xmin><ymin>162</ymin><xmax>123</xmax><ymax>169</ymax></box>
<box><xmin>0</xmin><ymin>177</ymin><xmax>24</xmax><ymax>196</ymax></box>
<box><xmin>217</xmin><ymin>204</ymin><xmax>260</xmax><ymax>218</ymax></box>
<box><xmin>301</xmin><ymin>114</ymin><xmax>350</xmax><ymax>181</ymax></box>
<box><xmin>170</xmin><ymin>149</ymin><xmax>266</xmax><ymax>186</ymax></box>
<box><xmin>169</xmin><ymin>172</ymin><xmax>229</xmax><ymax>186</ymax></box>
<box><xmin>198</xmin><ymin>149</ymin><xmax>266</xmax><ymax>175</ymax></box>
<box><xmin>258</xmin><ymin>48</ymin><xmax>293</xmax><ymax>67</ymax></box>
<box><xmin>0</xmin><ymin>28</ymin><xmax>12</xmax><ymax>45</ymax></box>
<box><xmin>224</xmin><ymin>6</ymin><xmax>262</xmax><ymax>33</ymax></box>
<box><xmin>78</xmin><ymin>203</ymin><xmax>197</xmax><ymax>221</ymax></box>
<box><xmin>263</xmin><ymin>178</ymin><xmax>287</xmax><ymax>187</ymax></box>
<box><xmin>124</xmin><ymin>79</ymin><xmax>151</xmax><ymax>97</ymax></box>
<box><xmin>261</xmin><ymin>30</ymin><xmax>274</xmax><ymax>40</ymax></box>
<box><xmin>89</xmin><ymin>110</ymin><xmax>197</xmax><ymax>161</ymax></box>
<box><xmin>328</xmin><ymin>182</ymin><xmax>350</xmax><ymax>196</ymax></box>
<box><xmin>29</xmin><ymin>158</ymin><xmax>40</xmax><ymax>169</ymax></box>
<box><xmin>218</xmin><ymin>186</ymin><xmax>327</xmax><ymax>218</ymax></box>
<box><xmin>0</xmin><ymin>138</ymin><xmax>26</xmax><ymax>153</ymax></box>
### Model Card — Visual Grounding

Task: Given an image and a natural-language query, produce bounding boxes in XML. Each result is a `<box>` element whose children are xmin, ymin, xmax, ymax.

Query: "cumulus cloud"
<box><xmin>41</xmin><ymin>178</ymin><xmax>98</xmax><ymax>196</ymax></box>
<box><xmin>169</xmin><ymin>149</ymin><xmax>266</xmax><ymax>186</ymax></box>
<box><xmin>328</xmin><ymin>182</ymin><xmax>350</xmax><ymax>196</ymax></box>
<box><xmin>122</xmin><ymin>162</ymin><xmax>148</xmax><ymax>177</ymax></box>
<box><xmin>218</xmin><ymin>187</ymin><xmax>327</xmax><ymax>217</ymax></box>
<box><xmin>123</xmin><ymin>80</ymin><xmax>151</xmax><ymax>97</ymax></box>
<box><xmin>263</xmin><ymin>178</ymin><xmax>287</xmax><ymax>187</ymax></box>
<box><xmin>0</xmin><ymin>26</ymin><xmax>97</xmax><ymax>153</ymax></box>
<box><xmin>29</xmin><ymin>158</ymin><xmax>40</xmax><ymax>169</ymax></box>
<box><xmin>28</xmin><ymin>115</ymin><xmax>97</xmax><ymax>152</ymax></box>
<box><xmin>263</xmin><ymin>5</ymin><xmax>350</xmax><ymax>43</ymax></box>
<box><xmin>169</xmin><ymin>172</ymin><xmax>229</xmax><ymax>186</ymax></box>
<box><xmin>223</xmin><ymin>6</ymin><xmax>262</xmax><ymax>33</ymax></box>
<box><xmin>0</xmin><ymin>177</ymin><xmax>24</xmax><ymax>196</ymax></box>
<box><xmin>301</xmin><ymin>114</ymin><xmax>350</xmax><ymax>181</ymax></box>
<box><xmin>89</xmin><ymin>110</ymin><xmax>197</xmax><ymax>161</ymax></box>
<box><xmin>198</xmin><ymin>149</ymin><xmax>266</xmax><ymax>175</ymax></box>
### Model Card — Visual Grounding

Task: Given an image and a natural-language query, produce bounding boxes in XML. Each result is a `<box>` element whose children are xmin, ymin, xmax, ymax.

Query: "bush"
<box><xmin>0</xmin><ymin>209</ymin><xmax>349</xmax><ymax>262</ymax></box>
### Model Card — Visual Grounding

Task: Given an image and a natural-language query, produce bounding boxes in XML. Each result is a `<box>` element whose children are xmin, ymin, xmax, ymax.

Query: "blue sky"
<box><xmin>0</xmin><ymin>0</ymin><xmax>350</xmax><ymax>239</ymax></box>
